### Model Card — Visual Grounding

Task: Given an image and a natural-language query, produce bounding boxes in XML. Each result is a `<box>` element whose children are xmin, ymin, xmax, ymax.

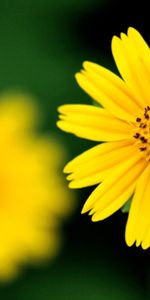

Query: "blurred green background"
<box><xmin>0</xmin><ymin>0</ymin><xmax>150</xmax><ymax>299</ymax></box>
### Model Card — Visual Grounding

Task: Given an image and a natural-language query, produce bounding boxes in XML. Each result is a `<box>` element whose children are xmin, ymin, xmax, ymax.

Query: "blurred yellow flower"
<box><xmin>0</xmin><ymin>92</ymin><xmax>73</xmax><ymax>280</ymax></box>
<box><xmin>57</xmin><ymin>27</ymin><xmax>150</xmax><ymax>250</ymax></box>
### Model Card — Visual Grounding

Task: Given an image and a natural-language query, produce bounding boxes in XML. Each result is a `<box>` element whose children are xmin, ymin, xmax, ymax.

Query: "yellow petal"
<box><xmin>57</xmin><ymin>104</ymin><xmax>131</xmax><ymax>142</ymax></box>
<box><xmin>111</xmin><ymin>30</ymin><xmax>150</xmax><ymax>107</ymax></box>
<box><xmin>64</xmin><ymin>140</ymin><xmax>129</xmax><ymax>172</ymax></box>
<box><xmin>142</xmin><ymin>229</ymin><xmax>150</xmax><ymax>250</ymax></box>
<box><xmin>65</xmin><ymin>141</ymin><xmax>135</xmax><ymax>188</ymax></box>
<box><xmin>125</xmin><ymin>164</ymin><xmax>150</xmax><ymax>247</ymax></box>
<box><xmin>83</xmin><ymin>61</ymin><xmax>140</xmax><ymax>118</ymax></box>
<box><xmin>127</xmin><ymin>27</ymin><xmax>150</xmax><ymax>68</ymax></box>
<box><xmin>82</xmin><ymin>154</ymin><xmax>147</xmax><ymax>220</ymax></box>
<box><xmin>75</xmin><ymin>70</ymin><xmax>136</xmax><ymax>122</ymax></box>
<box><xmin>91</xmin><ymin>182</ymin><xmax>135</xmax><ymax>221</ymax></box>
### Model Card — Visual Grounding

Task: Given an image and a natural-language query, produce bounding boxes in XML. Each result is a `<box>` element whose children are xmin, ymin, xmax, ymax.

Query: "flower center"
<box><xmin>133</xmin><ymin>106</ymin><xmax>150</xmax><ymax>160</ymax></box>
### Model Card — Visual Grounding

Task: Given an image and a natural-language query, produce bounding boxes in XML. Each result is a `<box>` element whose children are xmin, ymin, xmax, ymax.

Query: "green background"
<box><xmin>0</xmin><ymin>0</ymin><xmax>149</xmax><ymax>299</ymax></box>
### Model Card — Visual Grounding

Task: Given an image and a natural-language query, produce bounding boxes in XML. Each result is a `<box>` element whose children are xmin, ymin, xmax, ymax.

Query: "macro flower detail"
<box><xmin>0</xmin><ymin>92</ymin><xmax>73</xmax><ymax>280</ymax></box>
<box><xmin>57</xmin><ymin>27</ymin><xmax>150</xmax><ymax>249</ymax></box>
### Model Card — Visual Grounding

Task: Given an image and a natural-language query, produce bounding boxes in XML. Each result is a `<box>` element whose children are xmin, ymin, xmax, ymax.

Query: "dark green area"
<box><xmin>0</xmin><ymin>245</ymin><xmax>143</xmax><ymax>300</ymax></box>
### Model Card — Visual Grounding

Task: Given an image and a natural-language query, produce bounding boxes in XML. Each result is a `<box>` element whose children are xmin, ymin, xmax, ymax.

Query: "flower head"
<box><xmin>57</xmin><ymin>27</ymin><xmax>150</xmax><ymax>250</ymax></box>
<box><xmin>0</xmin><ymin>92</ymin><xmax>73</xmax><ymax>280</ymax></box>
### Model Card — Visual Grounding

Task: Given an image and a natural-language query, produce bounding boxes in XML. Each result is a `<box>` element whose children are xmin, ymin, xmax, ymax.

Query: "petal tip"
<box><xmin>81</xmin><ymin>207</ymin><xmax>86</xmax><ymax>214</ymax></box>
<box><xmin>63</xmin><ymin>163</ymin><xmax>71</xmax><ymax>174</ymax></box>
<box><xmin>83</xmin><ymin>61</ymin><xmax>93</xmax><ymax>69</ymax></box>
<box><xmin>126</xmin><ymin>240</ymin><xmax>134</xmax><ymax>247</ymax></box>
<box><xmin>125</xmin><ymin>233</ymin><xmax>135</xmax><ymax>247</ymax></box>
<box><xmin>56</xmin><ymin>120</ymin><xmax>64</xmax><ymax>130</ymax></box>
<box><xmin>57</xmin><ymin>105</ymin><xmax>65</xmax><ymax>114</ymax></box>
<box><xmin>91</xmin><ymin>214</ymin><xmax>100</xmax><ymax>222</ymax></box>
<box><xmin>68</xmin><ymin>181</ymin><xmax>79</xmax><ymax>189</ymax></box>
<box><xmin>111</xmin><ymin>35</ymin><xmax>121</xmax><ymax>52</ymax></box>
<box><xmin>141</xmin><ymin>241</ymin><xmax>150</xmax><ymax>250</ymax></box>
<box><xmin>127</xmin><ymin>26</ymin><xmax>139</xmax><ymax>36</ymax></box>
<box><xmin>81</xmin><ymin>204</ymin><xmax>90</xmax><ymax>214</ymax></box>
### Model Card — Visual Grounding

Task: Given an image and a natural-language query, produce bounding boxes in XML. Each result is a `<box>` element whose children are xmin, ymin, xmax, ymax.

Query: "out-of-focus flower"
<box><xmin>0</xmin><ymin>92</ymin><xmax>73</xmax><ymax>280</ymax></box>
<box><xmin>57</xmin><ymin>27</ymin><xmax>150</xmax><ymax>250</ymax></box>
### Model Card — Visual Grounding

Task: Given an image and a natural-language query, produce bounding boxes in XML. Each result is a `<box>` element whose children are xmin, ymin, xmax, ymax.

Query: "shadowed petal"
<box><xmin>125</xmin><ymin>164</ymin><xmax>150</xmax><ymax>248</ymax></box>
<box><xmin>82</xmin><ymin>154</ymin><xmax>147</xmax><ymax>220</ymax></box>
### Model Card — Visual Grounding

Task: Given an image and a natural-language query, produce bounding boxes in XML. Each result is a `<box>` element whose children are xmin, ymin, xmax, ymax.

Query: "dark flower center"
<box><xmin>133</xmin><ymin>106</ymin><xmax>150</xmax><ymax>160</ymax></box>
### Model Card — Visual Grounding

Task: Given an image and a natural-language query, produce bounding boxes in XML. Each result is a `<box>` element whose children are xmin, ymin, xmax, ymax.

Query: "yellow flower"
<box><xmin>0</xmin><ymin>92</ymin><xmax>73</xmax><ymax>280</ymax></box>
<box><xmin>57</xmin><ymin>27</ymin><xmax>150</xmax><ymax>250</ymax></box>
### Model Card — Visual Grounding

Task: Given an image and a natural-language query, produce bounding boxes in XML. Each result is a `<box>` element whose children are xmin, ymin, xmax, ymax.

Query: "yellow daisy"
<box><xmin>0</xmin><ymin>92</ymin><xmax>73</xmax><ymax>280</ymax></box>
<box><xmin>57</xmin><ymin>27</ymin><xmax>150</xmax><ymax>250</ymax></box>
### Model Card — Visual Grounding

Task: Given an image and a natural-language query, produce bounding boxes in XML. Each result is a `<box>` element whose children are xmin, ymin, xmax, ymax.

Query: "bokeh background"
<box><xmin>0</xmin><ymin>0</ymin><xmax>150</xmax><ymax>299</ymax></box>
